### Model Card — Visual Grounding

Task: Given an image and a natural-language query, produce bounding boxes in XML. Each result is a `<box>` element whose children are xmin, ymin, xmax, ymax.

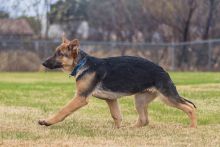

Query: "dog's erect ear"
<box><xmin>62</xmin><ymin>33</ymin><xmax>70</xmax><ymax>44</ymax></box>
<box><xmin>70</xmin><ymin>39</ymin><xmax>80</xmax><ymax>47</ymax></box>
<box><xmin>69</xmin><ymin>39</ymin><xmax>80</xmax><ymax>54</ymax></box>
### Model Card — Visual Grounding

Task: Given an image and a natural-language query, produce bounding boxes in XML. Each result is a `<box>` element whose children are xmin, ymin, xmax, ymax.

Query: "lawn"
<box><xmin>0</xmin><ymin>72</ymin><xmax>220</xmax><ymax>147</ymax></box>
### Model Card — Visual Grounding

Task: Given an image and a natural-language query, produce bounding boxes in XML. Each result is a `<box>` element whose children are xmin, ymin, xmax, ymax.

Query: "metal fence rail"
<box><xmin>0</xmin><ymin>39</ymin><xmax>220</xmax><ymax>71</ymax></box>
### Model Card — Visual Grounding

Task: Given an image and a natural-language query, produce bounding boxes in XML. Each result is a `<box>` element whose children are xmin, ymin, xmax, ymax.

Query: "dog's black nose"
<box><xmin>42</xmin><ymin>62</ymin><xmax>47</xmax><ymax>67</ymax></box>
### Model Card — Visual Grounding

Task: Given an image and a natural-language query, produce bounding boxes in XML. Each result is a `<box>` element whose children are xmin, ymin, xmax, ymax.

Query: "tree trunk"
<box><xmin>179</xmin><ymin>0</ymin><xmax>196</xmax><ymax>68</ymax></box>
<box><xmin>202</xmin><ymin>0</ymin><xmax>215</xmax><ymax>40</ymax></box>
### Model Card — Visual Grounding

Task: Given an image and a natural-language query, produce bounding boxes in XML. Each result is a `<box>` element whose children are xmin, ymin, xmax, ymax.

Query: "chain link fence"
<box><xmin>0</xmin><ymin>39</ymin><xmax>220</xmax><ymax>71</ymax></box>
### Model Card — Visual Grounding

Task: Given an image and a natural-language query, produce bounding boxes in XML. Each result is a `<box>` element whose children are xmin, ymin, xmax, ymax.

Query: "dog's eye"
<box><xmin>68</xmin><ymin>46</ymin><xmax>72</xmax><ymax>51</ymax></box>
<box><xmin>57</xmin><ymin>51</ymin><xmax>64</xmax><ymax>56</ymax></box>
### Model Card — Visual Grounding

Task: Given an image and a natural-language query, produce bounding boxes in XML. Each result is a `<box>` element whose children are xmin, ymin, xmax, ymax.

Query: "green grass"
<box><xmin>0</xmin><ymin>72</ymin><xmax>220</xmax><ymax>146</ymax></box>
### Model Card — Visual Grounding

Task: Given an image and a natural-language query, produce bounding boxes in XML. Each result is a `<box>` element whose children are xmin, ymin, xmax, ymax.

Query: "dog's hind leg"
<box><xmin>106</xmin><ymin>99</ymin><xmax>122</xmax><ymax>128</ymax></box>
<box><xmin>159</xmin><ymin>94</ymin><xmax>197</xmax><ymax>128</ymax></box>
<box><xmin>133</xmin><ymin>92</ymin><xmax>156</xmax><ymax>127</ymax></box>
<box><xmin>156</xmin><ymin>78</ymin><xmax>197</xmax><ymax>128</ymax></box>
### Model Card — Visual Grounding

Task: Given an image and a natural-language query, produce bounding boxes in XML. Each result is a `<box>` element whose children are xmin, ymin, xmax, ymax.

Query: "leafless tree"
<box><xmin>202</xmin><ymin>0</ymin><xmax>219</xmax><ymax>40</ymax></box>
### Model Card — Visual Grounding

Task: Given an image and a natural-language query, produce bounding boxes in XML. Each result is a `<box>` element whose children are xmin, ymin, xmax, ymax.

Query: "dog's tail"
<box><xmin>157</xmin><ymin>82</ymin><xmax>196</xmax><ymax>109</ymax></box>
<box><xmin>156</xmin><ymin>72</ymin><xmax>196</xmax><ymax>109</ymax></box>
<box><xmin>181</xmin><ymin>97</ymin><xmax>196</xmax><ymax>108</ymax></box>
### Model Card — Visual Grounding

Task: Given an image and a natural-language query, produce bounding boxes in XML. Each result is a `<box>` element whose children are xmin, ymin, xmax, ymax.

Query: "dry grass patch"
<box><xmin>0</xmin><ymin>72</ymin><xmax>220</xmax><ymax>146</ymax></box>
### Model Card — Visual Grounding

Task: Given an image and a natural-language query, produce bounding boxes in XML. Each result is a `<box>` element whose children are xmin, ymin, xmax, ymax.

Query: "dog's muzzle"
<box><xmin>42</xmin><ymin>58</ymin><xmax>63</xmax><ymax>69</ymax></box>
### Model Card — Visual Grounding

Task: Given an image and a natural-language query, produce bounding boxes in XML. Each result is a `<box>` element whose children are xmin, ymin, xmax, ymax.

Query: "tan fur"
<box><xmin>159</xmin><ymin>94</ymin><xmax>197</xmax><ymax>128</ymax></box>
<box><xmin>144</xmin><ymin>87</ymin><xmax>158</xmax><ymax>94</ymax></box>
<box><xmin>41</xmin><ymin>96</ymin><xmax>88</xmax><ymax>125</ymax></box>
<box><xmin>76</xmin><ymin>72</ymin><xmax>96</xmax><ymax>95</ymax></box>
<box><xmin>61</xmin><ymin>57</ymin><xmax>74</xmax><ymax>72</ymax></box>
<box><xmin>105</xmin><ymin>100</ymin><xmax>122</xmax><ymax>128</ymax></box>
<box><xmin>133</xmin><ymin>92</ymin><xmax>157</xmax><ymax>127</ymax></box>
<box><xmin>55</xmin><ymin>43</ymin><xmax>68</xmax><ymax>51</ymax></box>
<box><xmin>39</xmin><ymin>73</ymin><xmax>95</xmax><ymax>126</ymax></box>
<box><xmin>39</xmin><ymin>73</ymin><xmax>96</xmax><ymax>125</ymax></box>
<box><xmin>178</xmin><ymin>103</ymin><xmax>197</xmax><ymax>128</ymax></box>
<box><xmin>92</xmin><ymin>87</ymin><xmax>129</xmax><ymax>100</ymax></box>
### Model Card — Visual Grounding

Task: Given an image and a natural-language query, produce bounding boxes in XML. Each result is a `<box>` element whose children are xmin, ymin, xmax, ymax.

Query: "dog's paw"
<box><xmin>38</xmin><ymin>119</ymin><xmax>51</xmax><ymax>126</ymax></box>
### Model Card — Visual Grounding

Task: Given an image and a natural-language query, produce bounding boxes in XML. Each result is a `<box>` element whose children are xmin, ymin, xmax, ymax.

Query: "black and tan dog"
<box><xmin>39</xmin><ymin>36</ymin><xmax>197</xmax><ymax>128</ymax></box>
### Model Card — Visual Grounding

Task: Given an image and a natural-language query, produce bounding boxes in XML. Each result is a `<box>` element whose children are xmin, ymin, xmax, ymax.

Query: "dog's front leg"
<box><xmin>38</xmin><ymin>96</ymin><xmax>88</xmax><ymax>126</ymax></box>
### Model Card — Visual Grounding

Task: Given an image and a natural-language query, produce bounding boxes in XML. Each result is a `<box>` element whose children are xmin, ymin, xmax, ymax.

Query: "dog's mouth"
<box><xmin>51</xmin><ymin>64</ymin><xmax>63</xmax><ymax>69</ymax></box>
<box><xmin>42</xmin><ymin>61</ymin><xmax>63</xmax><ymax>69</ymax></box>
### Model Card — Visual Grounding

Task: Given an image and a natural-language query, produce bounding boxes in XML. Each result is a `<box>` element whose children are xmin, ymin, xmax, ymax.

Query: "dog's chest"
<box><xmin>92</xmin><ymin>83</ymin><xmax>129</xmax><ymax>99</ymax></box>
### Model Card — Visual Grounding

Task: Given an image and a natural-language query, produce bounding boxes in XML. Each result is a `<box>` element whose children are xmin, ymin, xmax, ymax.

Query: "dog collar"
<box><xmin>70</xmin><ymin>57</ymin><xmax>87</xmax><ymax>77</ymax></box>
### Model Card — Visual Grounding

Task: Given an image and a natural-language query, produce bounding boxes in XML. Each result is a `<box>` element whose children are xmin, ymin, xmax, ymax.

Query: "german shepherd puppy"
<box><xmin>39</xmin><ymin>36</ymin><xmax>197</xmax><ymax>128</ymax></box>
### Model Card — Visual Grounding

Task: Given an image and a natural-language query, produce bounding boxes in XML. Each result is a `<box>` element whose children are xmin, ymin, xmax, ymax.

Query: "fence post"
<box><xmin>208</xmin><ymin>40</ymin><xmax>212</xmax><ymax>70</ymax></box>
<box><xmin>34</xmin><ymin>41</ymin><xmax>39</xmax><ymax>52</ymax></box>
<box><xmin>15</xmin><ymin>50</ymin><xmax>18</xmax><ymax>71</ymax></box>
<box><xmin>170</xmin><ymin>42</ymin><xmax>175</xmax><ymax>71</ymax></box>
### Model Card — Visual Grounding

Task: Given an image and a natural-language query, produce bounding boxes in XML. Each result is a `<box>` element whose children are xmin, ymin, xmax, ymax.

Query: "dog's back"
<box><xmin>98</xmin><ymin>56</ymin><xmax>167</xmax><ymax>93</ymax></box>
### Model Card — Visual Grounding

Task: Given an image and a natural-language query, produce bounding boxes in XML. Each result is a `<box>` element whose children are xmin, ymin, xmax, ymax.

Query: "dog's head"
<box><xmin>42</xmin><ymin>34</ymin><xmax>80</xmax><ymax>72</ymax></box>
